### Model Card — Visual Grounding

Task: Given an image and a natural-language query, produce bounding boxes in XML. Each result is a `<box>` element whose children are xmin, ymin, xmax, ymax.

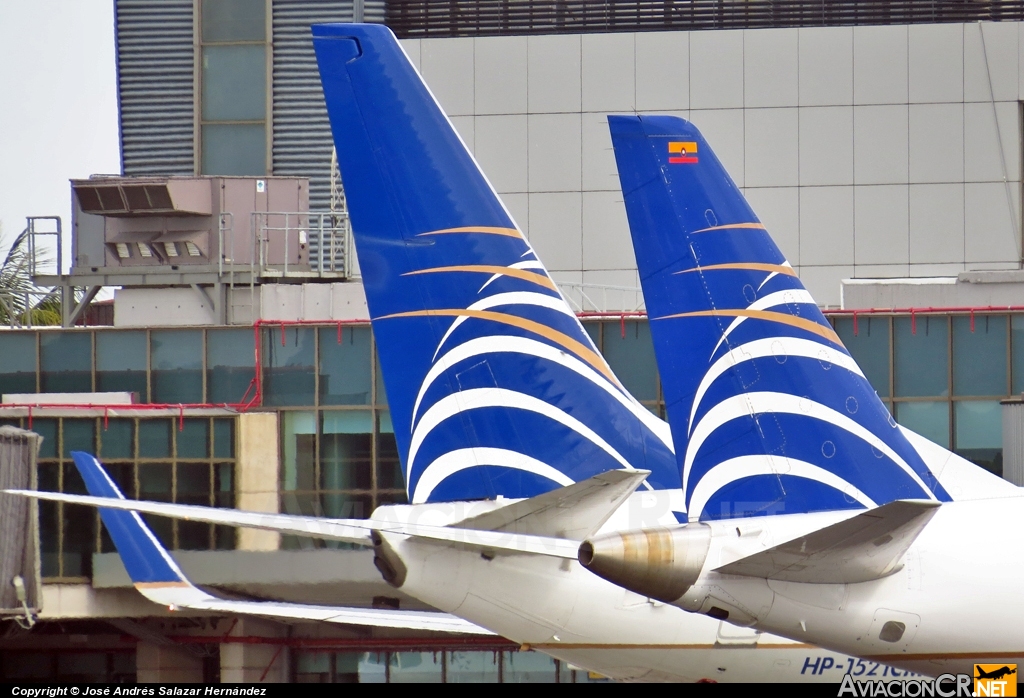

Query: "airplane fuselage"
<box><xmin>667</xmin><ymin>496</ymin><xmax>1024</xmax><ymax>676</ymax></box>
<box><xmin>370</xmin><ymin>491</ymin><xmax>885</xmax><ymax>682</ymax></box>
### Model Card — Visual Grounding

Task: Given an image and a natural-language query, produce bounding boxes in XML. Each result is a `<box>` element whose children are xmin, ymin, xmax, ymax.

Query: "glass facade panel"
<box><xmin>214</xmin><ymin>418</ymin><xmax>235</xmax><ymax>458</ymax></box>
<box><xmin>320</xmin><ymin>411</ymin><xmax>372</xmax><ymax>491</ymax></box>
<box><xmin>96</xmin><ymin>331</ymin><xmax>147</xmax><ymax>398</ymax></box>
<box><xmin>151</xmin><ymin>331</ymin><xmax>203</xmax><ymax>403</ymax></box>
<box><xmin>281</xmin><ymin>411</ymin><xmax>316</xmax><ymax>493</ymax></box>
<box><xmin>894</xmin><ymin>401</ymin><xmax>950</xmax><ymax>449</ymax></box>
<box><xmin>201</xmin><ymin>45</ymin><xmax>266</xmax><ymax>122</ymax></box>
<box><xmin>376</xmin><ymin>411</ymin><xmax>403</xmax><ymax>491</ymax></box>
<box><xmin>207</xmin><ymin>329</ymin><xmax>256</xmax><ymax>403</ymax></box>
<box><xmin>62</xmin><ymin>419</ymin><xmax>95</xmax><ymax>458</ymax></box>
<box><xmin>389</xmin><ymin>652</ymin><xmax>443</xmax><ymax>683</ymax></box>
<box><xmin>446</xmin><ymin>651</ymin><xmax>499</xmax><ymax>683</ymax></box>
<box><xmin>601</xmin><ymin>321</ymin><xmax>659</xmax><ymax>402</ymax></box>
<box><xmin>954</xmin><ymin>400</ymin><xmax>1003</xmax><ymax>475</ymax></box>
<box><xmin>835</xmin><ymin>316</ymin><xmax>890</xmax><ymax>398</ymax></box>
<box><xmin>178</xmin><ymin>419</ymin><xmax>210</xmax><ymax>458</ymax></box>
<box><xmin>139</xmin><ymin>420</ymin><xmax>172</xmax><ymax>458</ymax></box>
<box><xmin>357</xmin><ymin>654</ymin><xmax>387</xmax><ymax>684</ymax></box>
<box><xmin>201</xmin><ymin>123</ymin><xmax>266</xmax><ymax>177</ymax></box>
<box><xmin>502</xmin><ymin>651</ymin><xmax>557</xmax><ymax>682</ymax></box>
<box><xmin>100</xmin><ymin>420</ymin><xmax>134</xmax><ymax>459</ymax></box>
<box><xmin>40</xmin><ymin>332</ymin><xmax>91</xmax><ymax>393</ymax></box>
<box><xmin>0</xmin><ymin>332</ymin><xmax>35</xmax><ymax>394</ymax></box>
<box><xmin>263</xmin><ymin>327</ymin><xmax>315</xmax><ymax>406</ymax></box>
<box><xmin>952</xmin><ymin>316</ymin><xmax>1006</xmax><ymax>396</ymax></box>
<box><xmin>894</xmin><ymin>316</ymin><xmax>948</xmax><ymax>397</ymax></box>
<box><xmin>201</xmin><ymin>0</ymin><xmax>266</xmax><ymax>42</ymax></box>
<box><xmin>319</xmin><ymin>326</ymin><xmax>372</xmax><ymax>405</ymax></box>
<box><xmin>1010</xmin><ymin>315</ymin><xmax>1024</xmax><ymax>394</ymax></box>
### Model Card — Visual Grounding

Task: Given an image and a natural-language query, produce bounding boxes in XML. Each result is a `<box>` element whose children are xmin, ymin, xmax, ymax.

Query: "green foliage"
<box><xmin>0</xmin><ymin>224</ymin><xmax>60</xmax><ymax>326</ymax></box>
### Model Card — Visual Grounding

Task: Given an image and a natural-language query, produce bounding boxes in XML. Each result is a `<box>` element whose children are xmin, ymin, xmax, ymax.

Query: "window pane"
<box><xmin>139</xmin><ymin>420</ymin><xmax>172</xmax><ymax>458</ymax></box>
<box><xmin>376</xmin><ymin>411</ymin><xmax>403</xmax><ymax>490</ymax></box>
<box><xmin>40</xmin><ymin>332</ymin><xmax>91</xmax><ymax>393</ymax></box>
<box><xmin>208</xmin><ymin>329</ymin><xmax>256</xmax><ymax>403</ymax></box>
<box><xmin>202</xmin><ymin>44</ymin><xmax>266</xmax><ymax>121</ymax></box>
<box><xmin>177</xmin><ymin>419</ymin><xmax>210</xmax><ymax>458</ymax></box>
<box><xmin>263</xmin><ymin>327</ymin><xmax>315</xmax><ymax>406</ymax></box>
<box><xmin>601</xmin><ymin>321</ymin><xmax>658</xmax><ymax>402</ymax></box>
<box><xmin>894</xmin><ymin>401</ymin><xmax>949</xmax><ymax>448</ymax></box>
<box><xmin>214</xmin><ymin>418</ymin><xmax>235</xmax><ymax>458</ymax></box>
<box><xmin>583</xmin><ymin>321</ymin><xmax>601</xmax><ymax>349</ymax></box>
<box><xmin>281</xmin><ymin>411</ymin><xmax>316</xmax><ymax>492</ymax></box>
<box><xmin>835</xmin><ymin>316</ymin><xmax>890</xmax><ymax>398</ymax></box>
<box><xmin>447</xmin><ymin>651</ymin><xmax>499</xmax><ymax>683</ymax></box>
<box><xmin>1009</xmin><ymin>315</ymin><xmax>1024</xmax><ymax>393</ymax></box>
<box><xmin>201</xmin><ymin>123</ymin><xmax>267</xmax><ymax>176</ymax></box>
<box><xmin>34</xmin><ymin>419</ymin><xmax>57</xmax><ymax>458</ymax></box>
<box><xmin>320</xmin><ymin>492</ymin><xmax>371</xmax><ymax>520</ymax></box>
<box><xmin>62</xmin><ymin>419</ymin><xmax>95</xmax><ymax>458</ymax></box>
<box><xmin>0</xmin><ymin>332</ymin><xmax>35</xmax><ymax>394</ymax></box>
<box><xmin>389</xmin><ymin>652</ymin><xmax>443</xmax><ymax>683</ymax></box>
<box><xmin>357</xmin><ymin>653</ymin><xmax>387</xmax><ymax>684</ymax></box>
<box><xmin>96</xmin><ymin>331</ymin><xmax>147</xmax><ymax>398</ymax></box>
<box><xmin>503</xmin><ymin>651</ymin><xmax>558</xmax><ymax>683</ymax></box>
<box><xmin>151</xmin><ymin>330</ymin><xmax>203</xmax><ymax>403</ymax></box>
<box><xmin>374</xmin><ymin>348</ymin><xmax>387</xmax><ymax>406</ymax></box>
<box><xmin>894</xmin><ymin>317</ymin><xmax>948</xmax><ymax>397</ymax></box>
<box><xmin>139</xmin><ymin>462</ymin><xmax>173</xmax><ymax>546</ymax></box>
<box><xmin>319</xmin><ymin>326</ymin><xmax>372</xmax><ymax>405</ymax></box>
<box><xmin>954</xmin><ymin>401</ymin><xmax>1003</xmax><ymax>476</ymax></box>
<box><xmin>294</xmin><ymin>651</ymin><xmax>331</xmax><ymax>683</ymax></box>
<box><xmin>177</xmin><ymin>463</ymin><xmax>212</xmax><ymax>549</ymax></box>
<box><xmin>320</xmin><ymin>411</ymin><xmax>372</xmax><ymax>491</ymax></box>
<box><xmin>952</xmin><ymin>316</ymin><xmax>1006</xmax><ymax>396</ymax></box>
<box><xmin>201</xmin><ymin>0</ymin><xmax>266</xmax><ymax>42</ymax></box>
<box><xmin>99</xmin><ymin>419</ymin><xmax>134</xmax><ymax>459</ymax></box>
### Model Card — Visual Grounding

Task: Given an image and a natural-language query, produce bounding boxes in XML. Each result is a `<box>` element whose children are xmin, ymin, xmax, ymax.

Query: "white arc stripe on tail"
<box><xmin>686</xmin><ymin>454</ymin><xmax>876</xmax><ymax>521</ymax></box>
<box><xmin>711</xmin><ymin>289</ymin><xmax>817</xmax><ymax>356</ymax></box>
<box><xmin>412</xmin><ymin>447</ymin><xmax>573</xmax><ymax>504</ymax></box>
<box><xmin>406</xmin><ymin>387</ymin><xmax>637</xmax><ymax>485</ymax></box>
<box><xmin>411</xmin><ymin>335</ymin><xmax>673</xmax><ymax>451</ymax></box>
<box><xmin>688</xmin><ymin>337</ymin><xmax>865</xmax><ymax>434</ymax></box>
<box><xmin>683</xmin><ymin>391</ymin><xmax>937</xmax><ymax>502</ymax></box>
<box><xmin>432</xmin><ymin>290</ymin><xmax>576</xmax><ymax>360</ymax></box>
<box><xmin>479</xmin><ymin>260</ymin><xmax>548</xmax><ymax>293</ymax></box>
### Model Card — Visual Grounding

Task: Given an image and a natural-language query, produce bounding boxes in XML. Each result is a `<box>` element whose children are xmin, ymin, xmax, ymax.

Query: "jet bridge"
<box><xmin>0</xmin><ymin>426</ymin><xmax>42</xmax><ymax>626</ymax></box>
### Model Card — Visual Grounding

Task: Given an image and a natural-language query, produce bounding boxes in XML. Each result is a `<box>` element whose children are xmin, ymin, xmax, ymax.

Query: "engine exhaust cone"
<box><xmin>578</xmin><ymin>524</ymin><xmax>711</xmax><ymax>604</ymax></box>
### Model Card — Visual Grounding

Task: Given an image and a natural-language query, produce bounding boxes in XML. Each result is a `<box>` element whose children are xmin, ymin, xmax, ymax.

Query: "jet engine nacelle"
<box><xmin>579</xmin><ymin>524</ymin><xmax>712</xmax><ymax>604</ymax></box>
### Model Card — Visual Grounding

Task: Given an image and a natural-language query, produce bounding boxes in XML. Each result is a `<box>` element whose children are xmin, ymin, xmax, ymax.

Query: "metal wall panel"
<box><xmin>271</xmin><ymin>0</ymin><xmax>385</xmax><ymax>214</ymax></box>
<box><xmin>116</xmin><ymin>0</ymin><xmax>196</xmax><ymax>176</ymax></box>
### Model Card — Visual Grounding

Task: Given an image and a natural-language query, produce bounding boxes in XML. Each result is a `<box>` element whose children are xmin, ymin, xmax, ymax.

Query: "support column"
<box><xmin>136</xmin><ymin>642</ymin><xmax>203</xmax><ymax>683</ymax></box>
<box><xmin>220</xmin><ymin>617</ymin><xmax>289</xmax><ymax>683</ymax></box>
<box><xmin>236</xmin><ymin>412</ymin><xmax>280</xmax><ymax>550</ymax></box>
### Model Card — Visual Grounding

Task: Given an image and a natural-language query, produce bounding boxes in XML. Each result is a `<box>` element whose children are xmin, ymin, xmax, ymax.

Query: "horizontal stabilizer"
<box><xmin>714</xmin><ymin>500</ymin><xmax>941</xmax><ymax>583</ymax></box>
<box><xmin>456</xmin><ymin>469</ymin><xmax>650</xmax><ymax>540</ymax></box>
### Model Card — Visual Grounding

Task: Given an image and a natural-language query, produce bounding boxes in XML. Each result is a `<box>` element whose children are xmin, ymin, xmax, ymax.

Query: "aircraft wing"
<box><xmin>714</xmin><ymin>500</ymin><xmax>941</xmax><ymax>583</ymax></box>
<box><xmin>6</xmin><ymin>452</ymin><xmax>581</xmax><ymax>559</ymax></box>
<box><xmin>32</xmin><ymin>451</ymin><xmax>494</xmax><ymax>635</ymax></box>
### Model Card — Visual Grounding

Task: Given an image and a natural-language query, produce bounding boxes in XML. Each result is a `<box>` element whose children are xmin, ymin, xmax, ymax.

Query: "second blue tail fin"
<box><xmin>609</xmin><ymin>115</ymin><xmax>949</xmax><ymax>521</ymax></box>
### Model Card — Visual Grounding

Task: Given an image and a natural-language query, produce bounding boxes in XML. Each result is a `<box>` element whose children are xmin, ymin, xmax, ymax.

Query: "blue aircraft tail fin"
<box><xmin>71</xmin><ymin>451</ymin><xmax>190</xmax><ymax>586</ymax></box>
<box><xmin>608</xmin><ymin>115</ymin><xmax>949</xmax><ymax>521</ymax></box>
<box><xmin>312</xmin><ymin>25</ymin><xmax>678</xmax><ymax>507</ymax></box>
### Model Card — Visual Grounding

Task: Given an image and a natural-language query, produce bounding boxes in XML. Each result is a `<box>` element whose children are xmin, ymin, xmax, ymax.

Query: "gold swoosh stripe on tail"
<box><xmin>691</xmin><ymin>222</ymin><xmax>767</xmax><ymax>234</ymax></box>
<box><xmin>654</xmin><ymin>309</ymin><xmax>842</xmax><ymax>346</ymax></box>
<box><xmin>416</xmin><ymin>226</ymin><xmax>523</xmax><ymax>239</ymax></box>
<box><xmin>673</xmin><ymin>263</ymin><xmax>796</xmax><ymax>276</ymax></box>
<box><xmin>377</xmin><ymin>308</ymin><xmax>617</xmax><ymax>384</ymax></box>
<box><xmin>402</xmin><ymin>265</ymin><xmax>557</xmax><ymax>292</ymax></box>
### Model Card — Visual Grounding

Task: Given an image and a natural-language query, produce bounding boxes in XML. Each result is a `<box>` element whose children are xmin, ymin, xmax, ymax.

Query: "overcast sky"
<box><xmin>0</xmin><ymin>0</ymin><xmax>120</xmax><ymax>273</ymax></box>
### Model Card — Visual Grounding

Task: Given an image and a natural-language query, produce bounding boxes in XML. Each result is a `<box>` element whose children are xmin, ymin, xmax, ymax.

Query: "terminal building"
<box><xmin>2</xmin><ymin>0</ymin><xmax>1024</xmax><ymax>683</ymax></box>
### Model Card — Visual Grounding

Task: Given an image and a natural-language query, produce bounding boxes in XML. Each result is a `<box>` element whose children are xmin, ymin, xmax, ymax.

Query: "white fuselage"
<box><xmin>669</xmin><ymin>496</ymin><xmax>1024</xmax><ymax>677</ymax></box>
<box><xmin>369</xmin><ymin>491</ymin><xmax>891</xmax><ymax>682</ymax></box>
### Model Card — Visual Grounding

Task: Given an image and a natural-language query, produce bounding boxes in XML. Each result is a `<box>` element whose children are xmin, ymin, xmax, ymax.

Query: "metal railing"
<box><xmin>249</xmin><ymin>211</ymin><xmax>348</xmax><ymax>277</ymax></box>
<box><xmin>556</xmin><ymin>281</ymin><xmax>646</xmax><ymax>314</ymax></box>
<box><xmin>387</xmin><ymin>0</ymin><xmax>1024</xmax><ymax>38</ymax></box>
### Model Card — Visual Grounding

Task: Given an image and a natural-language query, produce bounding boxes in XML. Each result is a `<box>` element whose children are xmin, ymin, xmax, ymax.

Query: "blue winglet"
<box><xmin>311</xmin><ymin>25</ymin><xmax>680</xmax><ymax>505</ymax></box>
<box><xmin>609</xmin><ymin>115</ymin><xmax>950</xmax><ymax>521</ymax></box>
<box><xmin>71</xmin><ymin>451</ymin><xmax>186</xmax><ymax>585</ymax></box>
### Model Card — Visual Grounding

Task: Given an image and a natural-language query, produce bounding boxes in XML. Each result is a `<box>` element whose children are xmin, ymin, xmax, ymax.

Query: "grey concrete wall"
<box><xmin>402</xmin><ymin>22</ymin><xmax>1024</xmax><ymax>306</ymax></box>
